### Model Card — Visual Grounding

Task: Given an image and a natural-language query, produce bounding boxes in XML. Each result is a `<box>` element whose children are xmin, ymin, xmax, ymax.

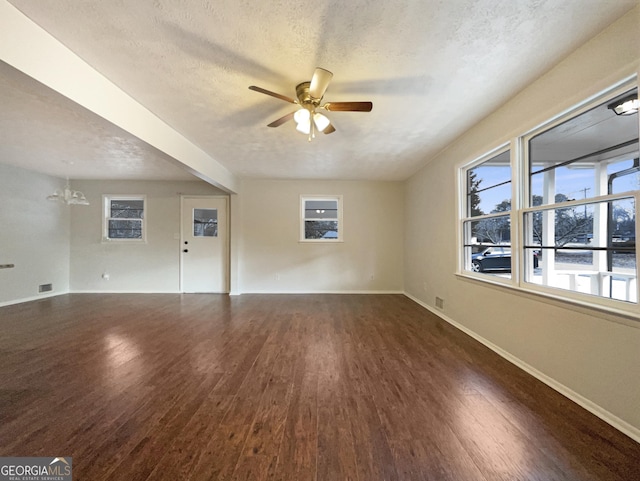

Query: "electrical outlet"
<box><xmin>102</xmin><ymin>273</ymin><xmax>110</xmax><ymax>280</ymax></box>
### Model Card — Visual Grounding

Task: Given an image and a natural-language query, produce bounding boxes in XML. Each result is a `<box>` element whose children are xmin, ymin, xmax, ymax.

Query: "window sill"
<box><xmin>101</xmin><ymin>238</ymin><xmax>147</xmax><ymax>244</ymax></box>
<box><xmin>455</xmin><ymin>271</ymin><xmax>640</xmax><ymax>327</ymax></box>
<box><xmin>298</xmin><ymin>239</ymin><xmax>344</xmax><ymax>243</ymax></box>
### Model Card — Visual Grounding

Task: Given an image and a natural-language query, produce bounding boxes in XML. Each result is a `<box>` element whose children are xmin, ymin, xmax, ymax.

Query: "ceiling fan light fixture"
<box><xmin>313</xmin><ymin>113</ymin><xmax>330</xmax><ymax>132</ymax></box>
<box><xmin>294</xmin><ymin>108</ymin><xmax>310</xmax><ymax>124</ymax></box>
<box><xmin>294</xmin><ymin>112</ymin><xmax>330</xmax><ymax>135</ymax></box>
<box><xmin>296</xmin><ymin>119</ymin><xmax>311</xmax><ymax>135</ymax></box>
<box><xmin>608</xmin><ymin>94</ymin><xmax>639</xmax><ymax>116</ymax></box>
<box><xmin>249</xmin><ymin>67</ymin><xmax>373</xmax><ymax>139</ymax></box>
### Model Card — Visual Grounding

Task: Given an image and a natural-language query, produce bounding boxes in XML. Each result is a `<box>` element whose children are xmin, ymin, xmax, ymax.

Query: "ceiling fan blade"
<box><xmin>249</xmin><ymin>85</ymin><xmax>296</xmax><ymax>104</ymax></box>
<box><xmin>267</xmin><ymin>111</ymin><xmax>296</xmax><ymax>127</ymax></box>
<box><xmin>309</xmin><ymin>68</ymin><xmax>333</xmax><ymax>99</ymax></box>
<box><xmin>323</xmin><ymin>123</ymin><xmax>336</xmax><ymax>134</ymax></box>
<box><xmin>323</xmin><ymin>101</ymin><xmax>373</xmax><ymax>112</ymax></box>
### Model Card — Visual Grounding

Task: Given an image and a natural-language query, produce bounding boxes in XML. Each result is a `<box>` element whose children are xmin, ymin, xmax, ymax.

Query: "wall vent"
<box><xmin>39</xmin><ymin>283</ymin><xmax>53</xmax><ymax>293</ymax></box>
<box><xmin>435</xmin><ymin>297</ymin><xmax>444</xmax><ymax>310</ymax></box>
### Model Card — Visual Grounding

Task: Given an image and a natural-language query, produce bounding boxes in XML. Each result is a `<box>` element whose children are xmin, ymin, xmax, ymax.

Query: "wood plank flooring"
<box><xmin>0</xmin><ymin>293</ymin><xmax>639</xmax><ymax>480</ymax></box>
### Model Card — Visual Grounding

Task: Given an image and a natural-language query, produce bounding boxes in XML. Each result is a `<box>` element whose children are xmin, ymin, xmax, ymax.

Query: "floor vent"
<box><xmin>39</xmin><ymin>283</ymin><xmax>53</xmax><ymax>293</ymax></box>
<box><xmin>435</xmin><ymin>297</ymin><xmax>444</xmax><ymax>310</ymax></box>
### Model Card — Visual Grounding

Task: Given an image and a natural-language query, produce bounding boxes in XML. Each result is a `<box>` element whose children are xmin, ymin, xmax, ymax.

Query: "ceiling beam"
<box><xmin>0</xmin><ymin>0</ymin><xmax>238</xmax><ymax>193</ymax></box>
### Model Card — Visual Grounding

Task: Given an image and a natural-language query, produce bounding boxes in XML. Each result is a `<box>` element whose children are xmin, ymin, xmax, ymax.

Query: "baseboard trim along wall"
<box><xmin>0</xmin><ymin>290</ymin><xmax>404</xmax><ymax>306</ymax></box>
<box><xmin>237</xmin><ymin>290</ymin><xmax>405</xmax><ymax>295</ymax></box>
<box><xmin>404</xmin><ymin>292</ymin><xmax>640</xmax><ymax>444</ymax></box>
<box><xmin>0</xmin><ymin>291</ymin><xmax>66</xmax><ymax>308</ymax></box>
<box><xmin>70</xmin><ymin>290</ymin><xmax>183</xmax><ymax>294</ymax></box>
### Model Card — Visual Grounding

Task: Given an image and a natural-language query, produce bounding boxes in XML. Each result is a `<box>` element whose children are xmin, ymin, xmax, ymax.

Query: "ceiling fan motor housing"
<box><xmin>296</xmin><ymin>82</ymin><xmax>321</xmax><ymax>107</ymax></box>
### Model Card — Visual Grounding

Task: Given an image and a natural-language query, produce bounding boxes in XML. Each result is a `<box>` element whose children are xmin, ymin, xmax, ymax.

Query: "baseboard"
<box><xmin>404</xmin><ymin>292</ymin><xmax>640</xmax><ymax>444</ymax></box>
<box><xmin>237</xmin><ymin>290</ymin><xmax>405</xmax><ymax>295</ymax></box>
<box><xmin>3</xmin><ymin>290</ymin><xmax>403</xmax><ymax>301</ymax></box>
<box><xmin>70</xmin><ymin>290</ymin><xmax>182</xmax><ymax>294</ymax></box>
<box><xmin>0</xmin><ymin>291</ymin><xmax>67</xmax><ymax>307</ymax></box>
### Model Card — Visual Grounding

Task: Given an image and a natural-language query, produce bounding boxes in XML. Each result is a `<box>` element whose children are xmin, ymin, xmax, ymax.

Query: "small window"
<box><xmin>103</xmin><ymin>195</ymin><xmax>146</xmax><ymax>241</ymax></box>
<box><xmin>300</xmin><ymin>195</ymin><xmax>343</xmax><ymax>242</ymax></box>
<box><xmin>461</xmin><ymin>149</ymin><xmax>512</xmax><ymax>278</ymax></box>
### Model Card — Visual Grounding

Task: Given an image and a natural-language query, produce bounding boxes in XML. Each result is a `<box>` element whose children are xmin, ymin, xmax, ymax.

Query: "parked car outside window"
<box><xmin>471</xmin><ymin>246</ymin><xmax>538</xmax><ymax>272</ymax></box>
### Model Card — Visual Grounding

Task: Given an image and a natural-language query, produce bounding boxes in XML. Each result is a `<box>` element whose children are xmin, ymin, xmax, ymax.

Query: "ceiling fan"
<box><xmin>249</xmin><ymin>67</ymin><xmax>373</xmax><ymax>141</ymax></box>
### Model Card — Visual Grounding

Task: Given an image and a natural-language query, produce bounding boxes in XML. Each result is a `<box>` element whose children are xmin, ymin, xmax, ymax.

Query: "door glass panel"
<box><xmin>193</xmin><ymin>208</ymin><xmax>218</xmax><ymax>237</ymax></box>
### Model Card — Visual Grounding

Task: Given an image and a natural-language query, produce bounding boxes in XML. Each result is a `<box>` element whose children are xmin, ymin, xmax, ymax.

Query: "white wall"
<box><xmin>239</xmin><ymin>179</ymin><xmax>404</xmax><ymax>293</ymax></box>
<box><xmin>404</xmin><ymin>8</ymin><xmax>640</xmax><ymax>437</ymax></box>
<box><xmin>0</xmin><ymin>163</ymin><xmax>70</xmax><ymax>305</ymax></box>
<box><xmin>70</xmin><ymin>179</ymin><xmax>225</xmax><ymax>292</ymax></box>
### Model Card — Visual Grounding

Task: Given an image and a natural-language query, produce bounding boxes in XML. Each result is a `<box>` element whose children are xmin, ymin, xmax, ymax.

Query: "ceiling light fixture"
<box><xmin>608</xmin><ymin>94</ymin><xmax>639</xmax><ymax>116</ymax></box>
<box><xmin>47</xmin><ymin>180</ymin><xmax>89</xmax><ymax>205</ymax></box>
<box><xmin>249</xmin><ymin>68</ymin><xmax>372</xmax><ymax>142</ymax></box>
<box><xmin>294</xmin><ymin>108</ymin><xmax>330</xmax><ymax>137</ymax></box>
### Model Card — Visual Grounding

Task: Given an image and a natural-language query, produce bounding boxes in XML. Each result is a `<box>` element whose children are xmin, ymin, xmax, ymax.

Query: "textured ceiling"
<box><xmin>0</xmin><ymin>61</ymin><xmax>197</xmax><ymax>181</ymax></box>
<box><xmin>2</xmin><ymin>0</ymin><xmax>638</xmax><ymax>183</ymax></box>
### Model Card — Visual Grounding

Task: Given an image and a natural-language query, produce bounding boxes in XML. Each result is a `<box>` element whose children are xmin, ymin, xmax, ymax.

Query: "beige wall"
<box><xmin>70</xmin><ymin>179</ymin><xmax>225</xmax><ymax>292</ymax></box>
<box><xmin>239</xmin><ymin>179</ymin><xmax>404</xmax><ymax>293</ymax></box>
<box><xmin>404</xmin><ymin>8</ymin><xmax>640</xmax><ymax>436</ymax></box>
<box><xmin>0</xmin><ymin>163</ymin><xmax>70</xmax><ymax>305</ymax></box>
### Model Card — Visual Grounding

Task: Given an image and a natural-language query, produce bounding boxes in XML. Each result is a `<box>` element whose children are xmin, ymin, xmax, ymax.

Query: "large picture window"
<box><xmin>459</xmin><ymin>82</ymin><xmax>639</xmax><ymax>313</ymax></box>
<box><xmin>300</xmin><ymin>195</ymin><xmax>343</xmax><ymax>242</ymax></box>
<box><xmin>103</xmin><ymin>195</ymin><xmax>146</xmax><ymax>241</ymax></box>
<box><xmin>525</xmin><ymin>87</ymin><xmax>638</xmax><ymax>303</ymax></box>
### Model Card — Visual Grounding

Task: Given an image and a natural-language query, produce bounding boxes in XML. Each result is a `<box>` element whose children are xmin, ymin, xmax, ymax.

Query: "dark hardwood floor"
<box><xmin>0</xmin><ymin>294</ymin><xmax>638</xmax><ymax>480</ymax></box>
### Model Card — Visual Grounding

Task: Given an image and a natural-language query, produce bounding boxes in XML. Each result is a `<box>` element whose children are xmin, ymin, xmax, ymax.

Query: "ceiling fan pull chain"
<box><xmin>309</xmin><ymin>111</ymin><xmax>316</xmax><ymax>142</ymax></box>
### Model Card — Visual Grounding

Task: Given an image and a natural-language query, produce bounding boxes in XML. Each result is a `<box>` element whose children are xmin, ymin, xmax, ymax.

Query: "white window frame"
<box><xmin>458</xmin><ymin>144</ymin><xmax>514</xmax><ymax>286</ymax></box>
<box><xmin>457</xmin><ymin>77</ymin><xmax>639</xmax><ymax>319</ymax></box>
<box><xmin>520</xmin><ymin>80</ymin><xmax>639</xmax><ymax>313</ymax></box>
<box><xmin>102</xmin><ymin>194</ymin><xmax>147</xmax><ymax>243</ymax></box>
<box><xmin>300</xmin><ymin>195</ymin><xmax>343</xmax><ymax>242</ymax></box>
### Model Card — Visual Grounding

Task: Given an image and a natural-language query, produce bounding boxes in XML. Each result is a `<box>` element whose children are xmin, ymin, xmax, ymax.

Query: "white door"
<box><xmin>181</xmin><ymin>196</ymin><xmax>228</xmax><ymax>293</ymax></box>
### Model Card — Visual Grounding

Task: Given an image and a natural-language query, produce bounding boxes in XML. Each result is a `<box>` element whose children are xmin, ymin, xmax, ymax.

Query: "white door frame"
<box><xmin>179</xmin><ymin>195</ymin><xmax>230</xmax><ymax>293</ymax></box>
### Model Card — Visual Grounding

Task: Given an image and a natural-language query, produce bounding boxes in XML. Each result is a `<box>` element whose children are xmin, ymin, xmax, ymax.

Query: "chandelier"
<box><xmin>47</xmin><ymin>181</ymin><xmax>89</xmax><ymax>205</ymax></box>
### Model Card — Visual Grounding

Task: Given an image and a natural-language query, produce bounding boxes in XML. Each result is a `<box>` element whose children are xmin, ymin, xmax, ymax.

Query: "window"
<box><xmin>461</xmin><ymin>149</ymin><xmax>512</xmax><ymax>278</ymax></box>
<box><xmin>103</xmin><ymin>195</ymin><xmax>146</xmax><ymax>241</ymax></box>
<box><xmin>459</xmin><ymin>81</ymin><xmax>639</xmax><ymax>313</ymax></box>
<box><xmin>525</xmin><ymin>87</ymin><xmax>638</xmax><ymax>303</ymax></box>
<box><xmin>300</xmin><ymin>195</ymin><xmax>343</xmax><ymax>242</ymax></box>
<box><xmin>193</xmin><ymin>208</ymin><xmax>217</xmax><ymax>237</ymax></box>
